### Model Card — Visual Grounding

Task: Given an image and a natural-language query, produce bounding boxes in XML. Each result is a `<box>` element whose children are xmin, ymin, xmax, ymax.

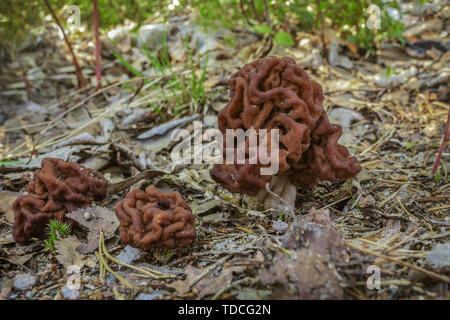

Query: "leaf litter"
<box><xmin>0</xmin><ymin>5</ymin><xmax>449</xmax><ymax>300</ymax></box>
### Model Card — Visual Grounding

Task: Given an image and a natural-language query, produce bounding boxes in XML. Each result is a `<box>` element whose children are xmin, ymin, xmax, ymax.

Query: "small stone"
<box><xmin>135</xmin><ymin>290</ymin><xmax>169</xmax><ymax>300</ymax></box>
<box><xmin>426</xmin><ymin>243</ymin><xmax>450</xmax><ymax>268</ymax></box>
<box><xmin>61</xmin><ymin>286</ymin><xmax>80</xmax><ymax>300</ymax></box>
<box><xmin>83</xmin><ymin>211</ymin><xmax>92</xmax><ymax>220</ymax></box>
<box><xmin>105</xmin><ymin>274</ymin><xmax>117</xmax><ymax>286</ymax></box>
<box><xmin>272</xmin><ymin>220</ymin><xmax>288</xmax><ymax>232</ymax></box>
<box><xmin>329</xmin><ymin>107</ymin><xmax>363</xmax><ymax>129</ymax></box>
<box><xmin>13</xmin><ymin>274</ymin><xmax>36</xmax><ymax>291</ymax></box>
<box><xmin>203</xmin><ymin>115</ymin><xmax>218</xmax><ymax>127</ymax></box>
<box><xmin>116</xmin><ymin>245</ymin><xmax>142</xmax><ymax>266</ymax></box>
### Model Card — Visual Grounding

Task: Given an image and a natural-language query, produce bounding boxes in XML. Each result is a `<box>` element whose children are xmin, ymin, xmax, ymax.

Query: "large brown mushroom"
<box><xmin>115</xmin><ymin>186</ymin><xmax>196</xmax><ymax>249</ymax></box>
<box><xmin>210</xmin><ymin>56</ymin><xmax>361</xmax><ymax>213</ymax></box>
<box><xmin>12</xmin><ymin>158</ymin><xmax>108</xmax><ymax>243</ymax></box>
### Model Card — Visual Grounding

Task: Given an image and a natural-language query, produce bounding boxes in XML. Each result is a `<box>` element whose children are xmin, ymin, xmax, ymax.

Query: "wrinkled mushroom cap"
<box><xmin>12</xmin><ymin>158</ymin><xmax>108</xmax><ymax>243</ymax></box>
<box><xmin>115</xmin><ymin>186</ymin><xmax>196</xmax><ymax>249</ymax></box>
<box><xmin>210</xmin><ymin>56</ymin><xmax>361</xmax><ymax>195</ymax></box>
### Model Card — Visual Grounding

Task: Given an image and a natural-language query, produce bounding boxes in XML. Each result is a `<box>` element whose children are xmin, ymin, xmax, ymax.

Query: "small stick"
<box><xmin>92</xmin><ymin>0</ymin><xmax>102</xmax><ymax>89</ymax></box>
<box><xmin>96</xmin><ymin>240</ymin><xmax>132</xmax><ymax>289</ymax></box>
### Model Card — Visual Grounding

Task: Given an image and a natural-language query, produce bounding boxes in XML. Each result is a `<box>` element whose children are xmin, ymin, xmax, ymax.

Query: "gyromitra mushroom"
<box><xmin>210</xmin><ymin>56</ymin><xmax>361</xmax><ymax>213</ymax></box>
<box><xmin>12</xmin><ymin>158</ymin><xmax>108</xmax><ymax>243</ymax></box>
<box><xmin>115</xmin><ymin>186</ymin><xmax>196</xmax><ymax>249</ymax></box>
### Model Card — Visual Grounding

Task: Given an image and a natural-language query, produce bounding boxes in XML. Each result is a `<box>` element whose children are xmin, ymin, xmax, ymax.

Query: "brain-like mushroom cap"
<box><xmin>115</xmin><ymin>186</ymin><xmax>196</xmax><ymax>249</ymax></box>
<box><xmin>12</xmin><ymin>158</ymin><xmax>108</xmax><ymax>243</ymax></box>
<box><xmin>210</xmin><ymin>56</ymin><xmax>361</xmax><ymax>195</ymax></box>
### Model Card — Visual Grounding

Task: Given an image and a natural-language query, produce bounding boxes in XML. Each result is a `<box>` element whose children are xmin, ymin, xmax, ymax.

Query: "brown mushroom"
<box><xmin>210</xmin><ymin>56</ymin><xmax>361</xmax><ymax>213</ymax></box>
<box><xmin>12</xmin><ymin>158</ymin><xmax>108</xmax><ymax>243</ymax></box>
<box><xmin>115</xmin><ymin>186</ymin><xmax>196</xmax><ymax>249</ymax></box>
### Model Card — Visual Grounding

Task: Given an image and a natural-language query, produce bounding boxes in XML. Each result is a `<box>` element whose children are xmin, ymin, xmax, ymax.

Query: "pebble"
<box><xmin>135</xmin><ymin>290</ymin><xmax>169</xmax><ymax>300</ymax></box>
<box><xmin>272</xmin><ymin>220</ymin><xmax>289</xmax><ymax>232</ymax></box>
<box><xmin>426</xmin><ymin>243</ymin><xmax>450</xmax><ymax>268</ymax></box>
<box><xmin>116</xmin><ymin>246</ymin><xmax>142</xmax><ymax>266</ymax></box>
<box><xmin>83</xmin><ymin>211</ymin><xmax>92</xmax><ymax>220</ymax></box>
<box><xmin>61</xmin><ymin>286</ymin><xmax>80</xmax><ymax>300</ymax></box>
<box><xmin>13</xmin><ymin>274</ymin><xmax>36</xmax><ymax>291</ymax></box>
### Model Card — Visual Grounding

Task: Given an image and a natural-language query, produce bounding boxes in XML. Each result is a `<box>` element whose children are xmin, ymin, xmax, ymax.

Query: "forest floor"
<box><xmin>0</xmin><ymin>5</ymin><xmax>449</xmax><ymax>300</ymax></box>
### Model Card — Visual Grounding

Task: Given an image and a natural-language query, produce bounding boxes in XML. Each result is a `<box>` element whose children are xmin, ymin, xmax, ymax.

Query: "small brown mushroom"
<box><xmin>115</xmin><ymin>186</ymin><xmax>196</xmax><ymax>249</ymax></box>
<box><xmin>12</xmin><ymin>158</ymin><xmax>108</xmax><ymax>243</ymax></box>
<box><xmin>210</xmin><ymin>56</ymin><xmax>361</xmax><ymax>213</ymax></box>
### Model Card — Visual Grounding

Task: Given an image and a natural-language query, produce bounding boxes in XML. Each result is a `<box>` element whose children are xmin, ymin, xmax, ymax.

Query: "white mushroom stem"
<box><xmin>256</xmin><ymin>174</ymin><xmax>297</xmax><ymax>217</ymax></box>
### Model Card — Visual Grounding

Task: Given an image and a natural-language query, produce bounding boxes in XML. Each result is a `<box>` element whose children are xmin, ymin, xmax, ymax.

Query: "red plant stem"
<box><xmin>92</xmin><ymin>0</ymin><xmax>102</xmax><ymax>89</ymax></box>
<box><xmin>43</xmin><ymin>0</ymin><xmax>87</xmax><ymax>88</ymax></box>
<box><xmin>432</xmin><ymin>106</ymin><xmax>450</xmax><ymax>175</ymax></box>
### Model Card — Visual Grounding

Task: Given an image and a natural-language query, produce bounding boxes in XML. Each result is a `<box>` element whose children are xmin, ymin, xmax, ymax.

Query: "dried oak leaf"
<box><xmin>168</xmin><ymin>265</ymin><xmax>202</xmax><ymax>295</ymax></box>
<box><xmin>66</xmin><ymin>207</ymin><xmax>119</xmax><ymax>254</ymax></box>
<box><xmin>55</xmin><ymin>236</ymin><xmax>96</xmax><ymax>269</ymax></box>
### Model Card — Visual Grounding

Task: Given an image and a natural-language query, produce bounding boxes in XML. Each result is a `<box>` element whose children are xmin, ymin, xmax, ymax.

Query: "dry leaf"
<box><xmin>67</xmin><ymin>207</ymin><xmax>119</xmax><ymax>254</ymax></box>
<box><xmin>55</xmin><ymin>236</ymin><xmax>96</xmax><ymax>269</ymax></box>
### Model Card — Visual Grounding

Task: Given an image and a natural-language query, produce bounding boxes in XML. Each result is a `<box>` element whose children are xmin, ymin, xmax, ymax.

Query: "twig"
<box><xmin>319</xmin><ymin>196</ymin><xmax>351</xmax><ymax>210</ymax></box>
<box><xmin>427</xmin><ymin>204</ymin><xmax>450</xmax><ymax>212</ymax></box>
<box><xmin>189</xmin><ymin>256</ymin><xmax>229</xmax><ymax>290</ymax></box>
<box><xmin>96</xmin><ymin>233</ymin><xmax>132</xmax><ymax>289</ymax></box>
<box><xmin>383</xmin><ymin>228</ymin><xmax>420</xmax><ymax>254</ymax></box>
<box><xmin>377</xmin><ymin>184</ymin><xmax>409</xmax><ymax>208</ymax></box>
<box><xmin>92</xmin><ymin>0</ymin><xmax>102</xmax><ymax>89</ymax></box>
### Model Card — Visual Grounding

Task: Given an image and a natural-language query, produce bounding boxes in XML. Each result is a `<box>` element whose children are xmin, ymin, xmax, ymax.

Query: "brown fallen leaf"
<box><xmin>66</xmin><ymin>207</ymin><xmax>119</xmax><ymax>254</ymax></box>
<box><xmin>195</xmin><ymin>271</ymin><xmax>232</xmax><ymax>299</ymax></box>
<box><xmin>4</xmin><ymin>253</ymin><xmax>34</xmax><ymax>266</ymax></box>
<box><xmin>168</xmin><ymin>265</ymin><xmax>203</xmax><ymax>295</ymax></box>
<box><xmin>55</xmin><ymin>235</ymin><xmax>97</xmax><ymax>269</ymax></box>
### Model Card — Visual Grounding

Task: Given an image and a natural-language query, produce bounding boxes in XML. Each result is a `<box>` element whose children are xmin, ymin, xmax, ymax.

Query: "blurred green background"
<box><xmin>0</xmin><ymin>0</ymin><xmax>428</xmax><ymax>55</ymax></box>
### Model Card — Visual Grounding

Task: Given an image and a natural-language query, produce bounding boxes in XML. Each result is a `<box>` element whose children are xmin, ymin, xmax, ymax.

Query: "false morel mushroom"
<box><xmin>12</xmin><ymin>158</ymin><xmax>108</xmax><ymax>243</ymax></box>
<box><xmin>210</xmin><ymin>56</ymin><xmax>361</xmax><ymax>211</ymax></box>
<box><xmin>115</xmin><ymin>186</ymin><xmax>196</xmax><ymax>249</ymax></box>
